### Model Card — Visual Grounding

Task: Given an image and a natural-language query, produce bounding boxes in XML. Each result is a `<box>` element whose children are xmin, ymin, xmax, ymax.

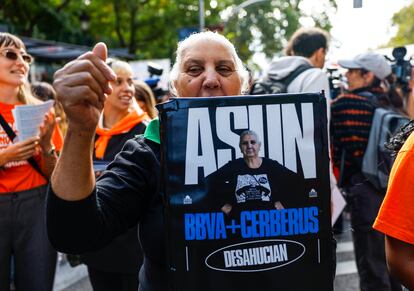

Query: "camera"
<box><xmin>326</xmin><ymin>67</ymin><xmax>345</xmax><ymax>99</ymax></box>
<box><xmin>144</xmin><ymin>62</ymin><xmax>168</xmax><ymax>103</ymax></box>
<box><xmin>387</xmin><ymin>46</ymin><xmax>412</xmax><ymax>92</ymax></box>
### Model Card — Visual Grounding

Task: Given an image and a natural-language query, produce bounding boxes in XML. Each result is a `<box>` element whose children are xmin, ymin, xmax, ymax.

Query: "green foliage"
<box><xmin>221</xmin><ymin>0</ymin><xmax>335</xmax><ymax>63</ymax></box>
<box><xmin>388</xmin><ymin>1</ymin><xmax>414</xmax><ymax>47</ymax></box>
<box><xmin>0</xmin><ymin>0</ymin><xmax>89</xmax><ymax>43</ymax></box>
<box><xmin>84</xmin><ymin>0</ymin><xmax>225</xmax><ymax>59</ymax></box>
<box><xmin>0</xmin><ymin>0</ymin><xmax>335</xmax><ymax>63</ymax></box>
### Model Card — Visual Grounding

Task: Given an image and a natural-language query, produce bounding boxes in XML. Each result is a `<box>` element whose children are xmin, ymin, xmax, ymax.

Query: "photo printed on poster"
<box><xmin>157</xmin><ymin>93</ymin><xmax>333</xmax><ymax>291</ymax></box>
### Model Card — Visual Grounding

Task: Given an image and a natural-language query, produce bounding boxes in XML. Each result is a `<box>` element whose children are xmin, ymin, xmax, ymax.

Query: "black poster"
<box><xmin>157</xmin><ymin>93</ymin><xmax>333</xmax><ymax>291</ymax></box>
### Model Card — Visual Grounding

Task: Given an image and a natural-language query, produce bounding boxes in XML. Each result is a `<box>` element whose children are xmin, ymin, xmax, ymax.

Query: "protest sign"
<box><xmin>158</xmin><ymin>93</ymin><xmax>333</xmax><ymax>291</ymax></box>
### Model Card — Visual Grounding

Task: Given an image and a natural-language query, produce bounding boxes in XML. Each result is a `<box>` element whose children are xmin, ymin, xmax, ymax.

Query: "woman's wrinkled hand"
<box><xmin>53</xmin><ymin>43</ymin><xmax>116</xmax><ymax>134</ymax></box>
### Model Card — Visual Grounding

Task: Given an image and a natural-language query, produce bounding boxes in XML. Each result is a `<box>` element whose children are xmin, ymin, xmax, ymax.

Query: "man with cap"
<box><xmin>331</xmin><ymin>52</ymin><xmax>402</xmax><ymax>291</ymax></box>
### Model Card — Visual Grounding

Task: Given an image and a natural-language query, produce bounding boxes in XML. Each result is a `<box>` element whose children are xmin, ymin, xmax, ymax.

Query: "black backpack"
<box><xmin>359</xmin><ymin>92</ymin><xmax>410</xmax><ymax>192</ymax></box>
<box><xmin>250</xmin><ymin>64</ymin><xmax>313</xmax><ymax>95</ymax></box>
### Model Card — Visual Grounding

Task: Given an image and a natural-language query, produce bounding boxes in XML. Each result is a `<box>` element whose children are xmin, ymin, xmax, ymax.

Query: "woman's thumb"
<box><xmin>92</xmin><ymin>42</ymin><xmax>107</xmax><ymax>61</ymax></box>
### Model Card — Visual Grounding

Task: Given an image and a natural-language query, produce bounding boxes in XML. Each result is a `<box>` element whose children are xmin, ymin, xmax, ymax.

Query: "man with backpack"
<box><xmin>252</xmin><ymin>27</ymin><xmax>341</xmax><ymax>280</ymax></box>
<box><xmin>331</xmin><ymin>52</ymin><xmax>404</xmax><ymax>291</ymax></box>
<box><xmin>251</xmin><ymin>27</ymin><xmax>337</xmax><ymax>192</ymax></box>
<box><xmin>251</xmin><ymin>27</ymin><xmax>342</xmax><ymax>227</ymax></box>
<box><xmin>251</xmin><ymin>27</ymin><xmax>331</xmax><ymax>107</ymax></box>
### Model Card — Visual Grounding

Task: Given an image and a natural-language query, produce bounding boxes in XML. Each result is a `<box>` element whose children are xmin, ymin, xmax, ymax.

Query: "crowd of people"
<box><xmin>0</xmin><ymin>23</ymin><xmax>414</xmax><ymax>291</ymax></box>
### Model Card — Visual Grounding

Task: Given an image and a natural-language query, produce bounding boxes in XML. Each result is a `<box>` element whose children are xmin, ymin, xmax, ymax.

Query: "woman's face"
<box><xmin>345</xmin><ymin>69</ymin><xmax>371</xmax><ymax>91</ymax></box>
<box><xmin>175</xmin><ymin>40</ymin><xmax>242</xmax><ymax>97</ymax></box>
<box><xmin>0</xmin><ymin>45</ymin><xmax>30</xmax><ymax>88</ymax></box>
<box><xmin>106</xmin><ymin>70</ymin><xmax>135</xmax><ymax>112</ymax></box>
<box><xmin>240</xmin><ymin>134</ymin><xmax>261</xmax><ymax>159</ymax></box>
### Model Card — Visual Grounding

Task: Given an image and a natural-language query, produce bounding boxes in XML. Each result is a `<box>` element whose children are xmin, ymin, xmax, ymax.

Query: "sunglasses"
<box><xmin>0</xmin><ymin>49</ymin><xmax>33</xmax><ymax>64</ymax></box>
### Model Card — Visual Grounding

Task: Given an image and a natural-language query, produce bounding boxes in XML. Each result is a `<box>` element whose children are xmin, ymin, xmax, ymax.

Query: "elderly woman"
<box><xmin>207</xmin><ymin>130</ymin><xmax>301</xmax><ymax>217</ymax></box>
<box><xmin>239</xmin><ymin>130</ymin><xmax>262</xmax><ymax>167</ymax></box>
<box><xmin>47</xmin><ymin>31</ymin><xmax>248</xmax><ymax>291</ymax></box>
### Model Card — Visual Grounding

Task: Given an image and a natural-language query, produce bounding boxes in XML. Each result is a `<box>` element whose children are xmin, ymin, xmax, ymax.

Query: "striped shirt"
<box><xmin>330</xmin><ymin>90</ymin><xmax>376</xmax><ymax>186</ymax></box>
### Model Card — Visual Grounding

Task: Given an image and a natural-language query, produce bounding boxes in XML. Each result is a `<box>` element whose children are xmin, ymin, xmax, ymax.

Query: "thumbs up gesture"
<box><xmin>53</xmin><ymin>43</ymin><xmax>117</xmax><ymax>133</ymax></box>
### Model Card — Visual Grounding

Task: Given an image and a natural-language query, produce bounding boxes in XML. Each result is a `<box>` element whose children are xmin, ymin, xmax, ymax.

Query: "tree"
<box><xmin>0</xmin><ymin>0</ymin><xmax>90</xmax><ymax>43</ymax></box>
<box><xmin>219</xmin><ymin>0</ymin><xmax>335</xmax><ymax>62</ymax></box>
<box><xmin>118</xmin><ymin>0</ymin><xmax>336</xmax><ymax>62</ymax></box>
<box><xmin>85</xmin><ymin>0</ymin><xmax>225</xmax><ymax>58</ymax></box>
<box><xmin>387</xmin><ymin>1</ymin><xmax>414</xmax><ymax>47</ymax></box>
<box><xmin>0</xmin><ymin>0</ymin><xmax>335</xmax><ymax>63</ymax></box>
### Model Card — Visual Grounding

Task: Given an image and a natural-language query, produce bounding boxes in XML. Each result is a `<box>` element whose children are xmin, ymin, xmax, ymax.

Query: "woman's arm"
<box><xmin>385</xmin><ymin>235</ymin><xmax>414</xmax><ymax>290</ymax></box>
<box><xmin>47</xmin><ymin>137</ymin><xmax>160</xmax><ymax>254</ymax></box>
<box><xmin>39</xmin><ymin>111</ymin><xmax>59</xmax><ymax>178</ymax></box>
<box><xmin>51</xmin><ymin>43</ymin><xmax>115</xmax><ymax>201</ymax></box>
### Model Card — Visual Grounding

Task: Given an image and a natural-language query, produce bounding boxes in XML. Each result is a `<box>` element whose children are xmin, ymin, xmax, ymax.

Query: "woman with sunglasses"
<box><xmin>0</xmin><ymin>32</ymin><xmax>62</xmax><ymax>291</ymax></box>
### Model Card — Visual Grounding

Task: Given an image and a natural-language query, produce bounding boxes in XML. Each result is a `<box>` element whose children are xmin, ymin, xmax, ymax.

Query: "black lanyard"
<box><xmin>0</xmin><ymin>112</ymin><xmax>48</xmax><ymax>180</ymax></box>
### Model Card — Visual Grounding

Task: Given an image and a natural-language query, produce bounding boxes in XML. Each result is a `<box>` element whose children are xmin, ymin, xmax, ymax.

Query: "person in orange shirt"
<box><xmin>374</xmin><ymin>120</ymin><xmax>414</xmax><ymax>290</ymax></box>
<box><xmin>0</xmin><ymin>32</ymin><xmax>62</xmax><ymax>291</ymax></box>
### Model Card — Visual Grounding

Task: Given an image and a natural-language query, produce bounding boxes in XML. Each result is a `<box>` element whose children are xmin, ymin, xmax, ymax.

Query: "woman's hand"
<box><xmin>221</xmin><ymin>204</ymin><xmax>233</xmax><ymax>215</ymax></box>
<box><xmin>0</xmin><ymin>137</ymin><xmax>40</xmax><ymax>166</ymax></box>
<box><xmin>51</xmin><ymin>43</ymin><xmax>116</xmax><ymax>202</ymax></box>
<box><xmin>39</xmin><ymin>110</ymin><xmax>58</xmax><ymax>153</ymax></box>
<box><xmin>53</xmin><ymin>43</ymin><xmax>116</xmax><ymax>134</ymax></box>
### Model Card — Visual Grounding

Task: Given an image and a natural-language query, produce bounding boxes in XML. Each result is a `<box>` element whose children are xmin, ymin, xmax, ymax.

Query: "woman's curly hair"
<box><xmin>386</xmin><ymin>120</ymin><xmax>414</xmax><ymax>154</ymax></box>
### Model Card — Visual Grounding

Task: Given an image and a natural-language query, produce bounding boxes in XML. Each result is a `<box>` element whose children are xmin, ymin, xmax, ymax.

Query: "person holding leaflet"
<box><xmin>0</xmin><ymin>32</ymin><xmax>62</xmax><ymax>291</ymax></box>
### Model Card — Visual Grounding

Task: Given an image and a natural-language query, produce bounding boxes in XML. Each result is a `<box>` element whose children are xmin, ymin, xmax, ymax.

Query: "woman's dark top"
<box><xmin>82</xmin><ymin>122</ymin><xmax>147</xmax><ymax>273</ymax></box>
<box><xmin>47</xmin><ymin>135</ymin><xmax>166</xmax><ymax>291</ymax></box>
<box><xmin>330</xmin><ymin>87</ymin><xmax>376</xmax><ymax>187</ymax></box>
<box><xmin>206</xmin><ymin>158</ymin><xmax>305</xmax><ymax>215</ymax></box>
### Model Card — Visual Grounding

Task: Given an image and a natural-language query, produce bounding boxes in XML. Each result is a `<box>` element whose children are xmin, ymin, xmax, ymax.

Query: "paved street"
<box><xmin>334</xmin><ymin>214</ymin><xmax>360</xmax><ymax>291</ymax></box>
<box><xmin>61</xmin><ymin>276</ymin><xmax>91</xmax><ymax>291</ymax></box>
<box><xmin>54</xmin><ymin>262</ymin><xmax>90</xmax><ymax>291</ymax></box>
